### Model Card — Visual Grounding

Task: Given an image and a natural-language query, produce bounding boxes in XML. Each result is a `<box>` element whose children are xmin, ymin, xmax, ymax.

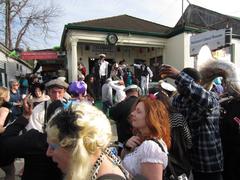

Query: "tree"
<box><xmin>0</xmin><ymin>0</ymin><xmax>61</xmax><ymax>49</ymax></box>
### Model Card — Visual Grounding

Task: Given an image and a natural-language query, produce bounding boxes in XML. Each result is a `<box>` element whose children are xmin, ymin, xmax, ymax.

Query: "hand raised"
<box><xmin>159</xmin><ymin>64</ymin><xmax>180</xmax><ymax>79</ymax></box>
<box><xmin>125</xmin><ymin>136</ymin><xmax>142</xmax><ymax>150</ymax></box>
<box><xmin>22</xmin><ymin>95</ymin><xmax>33</xmax><ymax>119</ymax></box>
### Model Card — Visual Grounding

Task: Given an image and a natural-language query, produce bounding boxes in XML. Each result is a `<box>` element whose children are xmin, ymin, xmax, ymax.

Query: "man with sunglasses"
<box><xmin>9</xmin><ymin>79</ymin><xmax>23</xmax><ymax>119</ymax></box>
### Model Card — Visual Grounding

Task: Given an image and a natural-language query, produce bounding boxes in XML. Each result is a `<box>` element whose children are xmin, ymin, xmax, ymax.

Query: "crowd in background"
<box><xmin>0</xmin><ymin>54</ymin><xmax>239</xmax><ymax>180</ymax></box>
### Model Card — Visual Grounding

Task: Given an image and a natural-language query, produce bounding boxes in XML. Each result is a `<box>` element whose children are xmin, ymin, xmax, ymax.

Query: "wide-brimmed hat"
<box><xmin>45</xmin><ymin>79</ymin><xmax>69</xmax><ymax>89</ymax></box>
<box><xmin>99</xmin><ymin>53</ymin><xmax>106</xmax><ymax>58</ymax></box>
<box><xmin>158</xmin><ymin>80</ymin><xmax>176</xmax><ymax>92</ymax></box>
<box><xmin>124</xmin><ymin>84</ymin><xmax>141</xmax><ymax>92</ymax></box>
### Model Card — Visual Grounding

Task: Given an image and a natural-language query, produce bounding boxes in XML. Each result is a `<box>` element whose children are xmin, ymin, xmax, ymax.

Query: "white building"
<box><xmin>60</xmin><ymin>4</ymin><xmax>240</xmax><ymax>82</ymax></box>
<box><xmin>0</xmin><ymin>43</ymin><xmax>32</xmax><ymax>87</ymax></box>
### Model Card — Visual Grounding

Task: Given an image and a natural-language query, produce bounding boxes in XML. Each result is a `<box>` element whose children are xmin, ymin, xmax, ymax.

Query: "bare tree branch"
<box><xmin>1</xmin><ymin>0</ymin><xmax>62</xmax><ymax>49</ymax></box>
<box><xmin>15</xmin><ymin>17</ymin><xmax>30</xmax><ymax>48</ymax></box>
<box><xmin>10</xmin><ymin>0</ymin><xmax>28</xmax><ymax>20</ymax></box>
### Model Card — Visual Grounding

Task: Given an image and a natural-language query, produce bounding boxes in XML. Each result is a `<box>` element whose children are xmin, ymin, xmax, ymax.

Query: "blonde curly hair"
<box><xmin>0</xmin><ymin>87</ymin><xmax>9</xmax><ymax>106</ymax></box>
<box><xmin>46</xmin><ymin>102</ymin><xmax>112</xmax><ymax>180</ymax></box>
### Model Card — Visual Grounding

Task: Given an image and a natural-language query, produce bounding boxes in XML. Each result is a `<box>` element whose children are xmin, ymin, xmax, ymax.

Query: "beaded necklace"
<box><xmin>89</xmin><ymin>148</ymin><xmax>131</xmax><ymax>180</ymax></box>
<box><xmin>90</xmin><ymin>151</ymin><xmax>105</xmax><ymax>180</ymax></box>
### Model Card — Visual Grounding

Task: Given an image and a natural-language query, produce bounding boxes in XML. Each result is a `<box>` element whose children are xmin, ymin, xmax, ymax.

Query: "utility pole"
<box><xmin>5</xmin><ymin>0</ymin><xmax>11</xmax><ymax>49</ymax></box>
<box><xmin>182</xmin><ymin>0</ymin><xmax>184</xmax><ymax>15</ymax></box>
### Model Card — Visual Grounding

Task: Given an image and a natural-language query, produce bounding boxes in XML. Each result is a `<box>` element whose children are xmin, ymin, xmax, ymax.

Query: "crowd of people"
<box><xmin>0</xmin><ymin>54</ymin><xmax>239</xmax><ymax>180</ymax></box>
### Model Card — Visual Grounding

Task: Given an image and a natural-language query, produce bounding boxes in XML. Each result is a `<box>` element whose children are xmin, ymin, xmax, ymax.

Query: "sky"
<box><xmin>38</xmin><ymin>0</ymin><xmax>240</xmax><ymax>49</ymax></box>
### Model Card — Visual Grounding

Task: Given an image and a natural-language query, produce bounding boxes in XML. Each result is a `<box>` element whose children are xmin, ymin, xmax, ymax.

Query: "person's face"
<box><xmin>89</xmin><ymin>77</ymin><xmax>94</xmax><ymax>83</ymax></box>
<box><xmin>34</xmin><ymin>87</ymin><xmax>43</xmax><ymax>98</ymax></box>
<box><xmin>11</xmin><ymin>82</ymin><xmax>19</xmax><ymax>90</ymax></box>
<box><xmin>46</xmin><ymin>139</ymin><xmax>71</xmax><ymax>173</ymax></box>
<box><xmin>48</xmin><ymin>87</ymin><xmax>65</xmax><ymax>101</ymax></box>
<box><xmin>130</xmin><ymin>102</ymin><xmax>147</xmax><ymax>130</ymax></box>
<box><xmin>33</xmin><ymin>78</ymin><xmax>38</xmax><ymax>83</ymax></box>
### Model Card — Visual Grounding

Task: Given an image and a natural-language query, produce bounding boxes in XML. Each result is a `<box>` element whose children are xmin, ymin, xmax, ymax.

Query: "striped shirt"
<box><xmin>172</xmin><ymin>72</ymin><xmax>223</xmax><ymax>173</ymax></box>
<box><xmin>170</xmin><ymin>112</ymin><xmax>192</xmax><ymax>149</ymax></box>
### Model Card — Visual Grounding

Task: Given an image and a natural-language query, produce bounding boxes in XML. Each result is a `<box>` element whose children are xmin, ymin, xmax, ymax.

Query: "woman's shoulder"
<box><xmin>138</xmin><ymin>139</ymin><xmax>168</xmax><ymax>157</ymax></box>
<box><xmin>140</xmin><ymin>139</ymin><xmax>167</xmax><ymax>151</ymax></box>
<box><xmin>138</xmin><ymin>139</ymin><xmax>168</xmax><ymax>168</ymax></box>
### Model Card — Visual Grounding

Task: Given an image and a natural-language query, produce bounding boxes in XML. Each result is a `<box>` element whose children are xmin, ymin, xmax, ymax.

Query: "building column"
<box><xmin>162</xmin><ymin>47</ymin><xmax>166</xmax><ymax>64</ymax></box>
<box><xmin>70</xmin><ymin>40</ymin><xmax>78</xmax><ymax>82</ymax></box>
<box><xmin>67</xmin><ymin>46</ymin><xmax>72</xmax><ymax>82</ymax></box>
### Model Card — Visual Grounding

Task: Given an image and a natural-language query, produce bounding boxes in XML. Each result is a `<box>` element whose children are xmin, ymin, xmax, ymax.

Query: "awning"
<box><xmin>20</xmin><ymin>51</ymin><xmax>58</xmax><ymax>60</ymax></box>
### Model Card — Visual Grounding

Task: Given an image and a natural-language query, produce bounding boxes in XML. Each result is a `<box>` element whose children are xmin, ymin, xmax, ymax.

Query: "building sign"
<box><xmin>20</xmin><ymin>51</ymin><xmax>58</xmax><ymax>60</ymax></box>
<box><xmin>92</xmin><ymin>44</ymin><xmax>116</xmax><ymax>53</ymax></box>
<box><xmin>190</xmin><ymin>28</ymin><xmax>232</xmax><ymax>56</ymax></box>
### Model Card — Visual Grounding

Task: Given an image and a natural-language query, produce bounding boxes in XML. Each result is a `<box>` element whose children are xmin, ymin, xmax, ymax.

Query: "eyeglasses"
<box><xmin>13</xmin><ymin>84</ymin><xmax>19</xmax><ymax>86</ymax></box>
<box><xmin>48</xmin><ymin>143</ymin><xmax>60</xmax><ymax>150</ymax></box>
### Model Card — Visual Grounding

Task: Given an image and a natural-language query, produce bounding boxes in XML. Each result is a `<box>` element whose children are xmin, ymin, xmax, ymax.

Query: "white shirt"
<box><xmin>25</xmin><ymin>100</ymin><xmax>51</xmax><ymax>133</ymax></box>
<box><xmin>102</xmin><ymin>83</ymin><xmax>113</xmax><ymax>103</ymax></box>
<box><xmin>99</xmin><ymin>60</ymin><xmax>109</xmax><ymax>77</ymax></box>
<box><xmin>122</xmin><ymin>139</ymin><xmax>168</xmax><ymax>176</ymax></box>
<box><xmin>133</xmin><ymin>64</ymin><xmax>153</xmax><ymax>78</ymax></box>
<box><xmin>109</xmin><ymin>81</ymin><xmax>126</xmax><ymax>103</ymax></box>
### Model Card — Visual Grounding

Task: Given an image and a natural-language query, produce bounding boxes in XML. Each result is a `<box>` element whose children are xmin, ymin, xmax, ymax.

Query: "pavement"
<box><xmin>0</xmin><ymin>159</ymin><xmax>23</xmax><ymax>180</ymax></box>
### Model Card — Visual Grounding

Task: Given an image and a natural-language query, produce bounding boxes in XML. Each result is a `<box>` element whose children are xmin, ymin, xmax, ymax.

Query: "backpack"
<box><xmin>151</xmin><ymin>137</ymin><xmax>190</xmax><ymax>180</ymax></box>
<box><xmin>220</xmin><ymin>97</ymin><xmax>240</xmax><ymax>180</ymax></box>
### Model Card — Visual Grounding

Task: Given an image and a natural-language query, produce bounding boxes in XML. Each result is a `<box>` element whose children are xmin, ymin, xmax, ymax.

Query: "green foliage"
<box><xmin>53</xmin><ymin>46</ymin><xmax>60</xmax><ymax>51</ymax></box>
<box><xmin>9</xmin><ymin>50</ymin><xmax>19</xmax><ymax>58</ymax></box>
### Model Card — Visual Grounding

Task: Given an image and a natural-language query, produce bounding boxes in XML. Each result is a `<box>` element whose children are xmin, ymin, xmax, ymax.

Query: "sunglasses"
<box><xmin>48</xmin><ymin>143</ymin><xmax>60</xmax><ymax>150</ymax></box>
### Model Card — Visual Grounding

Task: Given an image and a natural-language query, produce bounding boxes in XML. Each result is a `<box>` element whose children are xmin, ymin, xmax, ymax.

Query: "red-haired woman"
<box><xmin>122</xmin><ymin>97</ymin><xmax>171</xmax><ymax>180</ymax></box>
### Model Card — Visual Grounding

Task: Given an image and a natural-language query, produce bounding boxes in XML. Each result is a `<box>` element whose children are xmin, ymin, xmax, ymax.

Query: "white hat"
<box><xmin>57</xmin><ymin>77</ymin><xmax>66</xmax><ymax>82</ymax></box>
<box><xmin>99</xmin><ymin>53</ymin><xmax>106</xmax><ymax>58</ymax></box>
<box><xmin>124</xmin><ymin>84</ymin><xmax>140</xmax><ymax>92</ymax></box>
<box><xmin>159</xmin><ymin>80</ymin><xmax>176</xmax><ymax>92</ymax></box>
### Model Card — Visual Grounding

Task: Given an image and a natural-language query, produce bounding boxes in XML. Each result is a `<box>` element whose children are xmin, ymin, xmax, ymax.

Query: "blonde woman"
<box><xmin>0</xmin><ymin>87</ymin><xmax>15</xmax><ymax>180</ymax></box>
<box><xmin>0</xmin><ymin>87</ymin><xmax>11</xmax><ymax>134</ymax></box>
<box><xmin>46</xmin><ymin>102</ymin><xmax>130</xmax><ymax>180</ymax></box>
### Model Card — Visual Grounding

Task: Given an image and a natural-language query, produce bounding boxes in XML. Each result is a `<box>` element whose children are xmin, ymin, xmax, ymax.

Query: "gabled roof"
<box><xmin>170</xmin><ymin>4</ymin><xmax>240</xmax><ymax>37</ymax></box>
<box><xmin>69</xmin><ymin>14</ymin><xmax>171</xmax><ymax>34</ymax></box>
<box><xmin>61</xmin><ymin>15</ymin><xmax>172</xmax><ymax>48</ymax></box>
<box><xmin>61</xmin><ymin>5</ymin><xmax>240</xmax><ymax>48</ymax></box>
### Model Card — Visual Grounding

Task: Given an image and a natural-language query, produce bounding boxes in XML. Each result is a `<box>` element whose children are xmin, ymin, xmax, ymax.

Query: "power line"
<box><xmin>186</xmin><ymin>0</ymin><xmax>191</xmax><ymax>5</ymax></box>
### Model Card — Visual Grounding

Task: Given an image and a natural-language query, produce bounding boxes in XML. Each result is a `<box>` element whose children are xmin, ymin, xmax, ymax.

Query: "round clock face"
<box><xmin>107</xmin><ymin>34</ymin><xmax>118</xmax><ymax>45</ymax></box>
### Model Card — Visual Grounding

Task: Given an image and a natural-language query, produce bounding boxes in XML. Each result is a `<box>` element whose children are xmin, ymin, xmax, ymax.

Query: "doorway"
<box><xmin>150</xmin><ymin>56</ymin><xmax>162</xmax><ymax>82</ymax></box>
<box><xmin>88</xmin><ymin>58</ymin><xmax>115</xmax><ymax>76</ymax></box>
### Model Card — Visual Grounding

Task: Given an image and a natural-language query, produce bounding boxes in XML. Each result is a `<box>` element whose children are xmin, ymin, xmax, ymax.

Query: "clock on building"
<box><xmin>106</xmin><ymin>33</ymin><xmax>118</xmax><ymax>45</ymax></box>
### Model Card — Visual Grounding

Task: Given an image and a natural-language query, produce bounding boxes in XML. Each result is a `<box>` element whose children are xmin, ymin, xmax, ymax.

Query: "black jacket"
<box><xmin>109</xmin><ymin>96</ymin><xmax>138</xmax><ymax>143</ymax></box>
<box><xmin>0</xmin><ymin>116</ymin><xmax>63</xmax><ymax>180</ymax></box>
<box><xmin>220</xmin><ymin>98</ymin><xmax>240</xmax><ymax>180</ymax></box>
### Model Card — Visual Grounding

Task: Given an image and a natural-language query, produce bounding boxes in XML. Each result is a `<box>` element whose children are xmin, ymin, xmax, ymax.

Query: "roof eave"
<box><xmin>60</xmin><ymin>24</ymin><xmax>169</xmax><ymax>49</ymax></box>
<box><xmin>167</xmin><ymin>25</ymin><xmax>210</xmax><ymax>37</ymax></box>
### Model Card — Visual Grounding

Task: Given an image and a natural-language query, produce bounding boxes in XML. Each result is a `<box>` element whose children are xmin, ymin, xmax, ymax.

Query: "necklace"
<box><xmin>89</xmin><ymin>148</ymin><xmax>131</xmax><ymax>180</ymax></box>
<box><xmin>90</xmin><ymin>151</ymin><xmax>105</xmax><ymax>180</ymax></box>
